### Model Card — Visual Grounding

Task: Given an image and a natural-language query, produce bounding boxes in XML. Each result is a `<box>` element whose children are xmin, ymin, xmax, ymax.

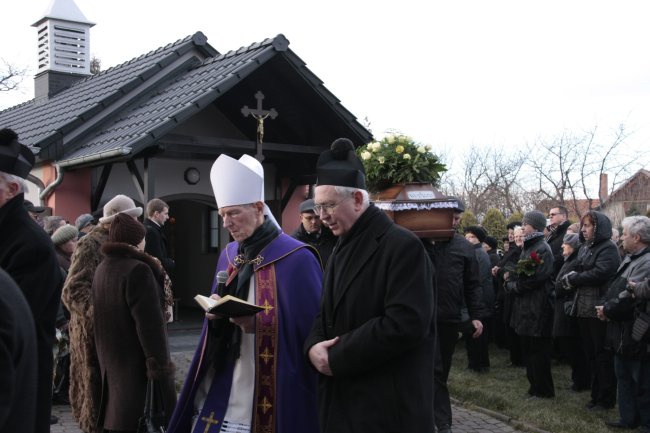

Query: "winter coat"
<box><xmin>567</xmin><ymin>211</ymin><xmax>621</xmax><ymax>318</ymax></box>
<box><xmin>305</xmin><ymin>205</ymin><xmax>435</xmax><ymax>433</ymax></box>
<box><xmin>546</xmin><ymin>220</ymin><xmax>571</xmax><ymax>279</ymax></box>
<box><xmin>144</xmin><ymin>218</ymin><xmax>174</xmax><ymax>274</ymax></box>
<box><xmin>291</xmin><ymin>223</ymin><xmax>337</xmax><ymax>268</ymax></box>
<box><xmin>0</xmin><ymin>193</ymin><xmax>63</xmax><ymax>433</ymax></box>
<box><xmin>506</xmin><ymin>234</ymin><xmax>555</xmax><ymax>337</ymax></box>
<box><xmin>62</xmin><ymin>224</ymin><xmax>108</xmax><ymax>433</ymax></box>
<box><xmin>602</xmin><ymin>248</ymin><xmax>650</xmax><ymax>359</ymax></box>
<box><xmin>473</xmin><ymin>243</ymin><xmax>495</xmax><ymax>317</ymax></box>
<box><xmin>93</xmin><ymin>242</ymin><xmax>176</xmax><ymax>432</ymax></box>
<box><xmin>495</xmin><ymin>242</ymin><xmax>522</xmax><ymax>325</ymax></box>
<box><xmin>424</xmin><ymin>233</ymin><xmax>486</xmax><ymax>323</ymax></box>
<box><xmin>552</xmin><ymin>250</ymin><xmax>580</xmax><ymax>337</ymax></box>
<box><xmin>0</xmin><ymin>268</ymin><xmax>37</xmax><ymax>433</ymax></box>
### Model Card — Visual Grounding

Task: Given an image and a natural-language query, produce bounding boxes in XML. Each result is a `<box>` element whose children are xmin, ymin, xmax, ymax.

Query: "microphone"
<box><xmin>216</xmin><ymin>270</ymin><xmax>229</xmax><ymax>297</ymax></box>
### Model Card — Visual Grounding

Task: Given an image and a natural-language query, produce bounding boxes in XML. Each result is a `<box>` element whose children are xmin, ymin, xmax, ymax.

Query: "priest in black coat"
<box><xmin>305</xmin><ymin>138</ymin><xmax>435</xmax><ymax>433</ymax></box>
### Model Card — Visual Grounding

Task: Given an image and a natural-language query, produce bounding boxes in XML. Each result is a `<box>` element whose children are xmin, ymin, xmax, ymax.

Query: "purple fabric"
<box><xmin>167</xmin><ymin>233</ymin><xmax>322</xmax><ymax>433</ymax></box>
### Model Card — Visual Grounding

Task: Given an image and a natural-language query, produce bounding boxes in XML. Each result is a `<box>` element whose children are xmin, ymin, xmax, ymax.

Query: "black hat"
<box><xmin>484</xmin><ymin>236</ymin><xmax>498</xmax><ymax>250</ymax></box>
<box><xmin>0</xmin><ymin>128</ymin><xmax>35</xmax><ymax>179</ymax></box>
<box><xmin>316</xmin><ymin>138</ymin><xmax>366</xmax><ymax>189</ymax></box>
<box><xmin>464</xmin><ymin>225</ymin><xmax>487</xmax><ymax>243</ymax></box>
<box><xmin>24</xmin><ymin>200</ymin><xmax>47</xmax><ymax>213</ymax></box>
<box><xmin>299</xmin><ymin>199</ymin><xmax>315</xmax><ymax>214</ymax></box>
<box><xmin>506</xmin><ymin>221</ymin><xmax>521</xmax><ymax>230</ymax></box>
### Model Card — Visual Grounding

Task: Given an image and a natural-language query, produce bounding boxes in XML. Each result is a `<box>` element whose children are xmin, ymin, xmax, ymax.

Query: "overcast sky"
<box><xmin>2</xmin><ymin>0</ymin><xmax>650</xmax><ymax>172</ymax></box>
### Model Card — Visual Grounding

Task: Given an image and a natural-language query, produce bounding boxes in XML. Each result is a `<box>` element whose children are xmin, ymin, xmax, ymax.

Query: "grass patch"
<box><xmin>448</xmin><ymin>341</ymin><xmax>618</xmax><ymax>433</ymax></box>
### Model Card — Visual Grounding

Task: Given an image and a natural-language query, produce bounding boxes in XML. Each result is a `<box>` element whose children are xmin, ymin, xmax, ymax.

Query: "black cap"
<box><xmin>0</xmin><ymin>128</ymin><xmax>35</xmax><ymax>179</ymax></box>
<box><xmin>464</xmin><ymin>225</ymin><xmax>487</xmax><ymax>243</ymax></box>
<box><xmin>506</xmin><ymin>221</ymin><xmax>521</xmax><ymax>230</ymax></box>
<box><xmin>316</xmin><ymin>138</ymin><xmax>366</xmax><ymax>189</ymax></box>
<box><xmin>484</xmin><ymin>236</ymin><xmax>498</xmax><ymax>250</ymax></box>
<box><xmin>24</xmin><ymin>200</ymin><xmax>47</xmax><ymax>213</ymax></box>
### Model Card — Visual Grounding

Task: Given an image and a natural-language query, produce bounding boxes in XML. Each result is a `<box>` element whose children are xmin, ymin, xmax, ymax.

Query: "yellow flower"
<box><xmin>395</xmin><ymin>145</ymin><xmax>404</xmax><ymax>154</ymax></box>
<box><xmin>361</xmin><ymin>151</ymin><xmax>372</xmax><ymax>160</ymax></box>
<box><xmin>403</xmin><ymin>153</ymin><xmax>411</xmax><ymax>160</ymax></box>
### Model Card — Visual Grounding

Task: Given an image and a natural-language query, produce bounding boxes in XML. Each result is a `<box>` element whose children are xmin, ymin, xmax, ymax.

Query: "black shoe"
<box><xmin>50</xmin><ymin>415</ymin><xmax>58</xmax><ymax>425</ymax></box>
<box><xmin>437</xmin><ymin>424</ymin><xmax>452</xmax><ymax>433</ymax></box>
<box><xmin>605</xmin><ymin>420</ymin><xmax>636</xmax><ymax>429</ymax></box>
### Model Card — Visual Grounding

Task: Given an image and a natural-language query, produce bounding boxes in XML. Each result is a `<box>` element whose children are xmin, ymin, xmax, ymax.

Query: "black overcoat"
<box><xmin>0</xmin><ymin>193</ymin><xmax>63</xmax><ymax>433</ymax></box>
<box><xmin>144</xmin><ymin>218</ymin><xmax>174</xmax><ymax>274</ymax></box>
<box><xmin>305</xmin><ymin>205</ymin><xmax>435</xmax><ymax>433</ymax></box>
<box><xmin>0</xmin><ymin>268</ymin><xmax>37</xmax><ymax>433</ymax></box>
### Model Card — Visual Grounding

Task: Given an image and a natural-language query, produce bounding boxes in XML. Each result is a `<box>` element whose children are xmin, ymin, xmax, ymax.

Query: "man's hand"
<box><xmin>491</xmin><ymin>266</ymin><xmax>500</xmax><ymax>277</ymax></box>
<box><xmin>308</xmin><ymin>337</ymin><xmax>340</xmax><ymax>376</ymax></box>
<box><xmin>595</xmin><ymin>305</ymin><xmax>607</xmax><ymax>322</ymax></box>
<box><xmin>205</xmin><ymin>294</ymin><xmax>222</xmax><ymax>321</ymax></box>
<box><xmin>471</xmin><ymin>320</ymin><xmax>483</xmax><ymax>338</ymax></box>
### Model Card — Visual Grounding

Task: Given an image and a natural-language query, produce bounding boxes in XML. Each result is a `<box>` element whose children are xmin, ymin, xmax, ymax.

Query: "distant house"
<box><xmin>599</xmin><ymin>169</ymin><xmax>650</xmax><ymax>226</ymax></box>
<box><xmin>0</xmin><ymin>0</ymin><xmax>371</xmax><ymax>305</ymax></box>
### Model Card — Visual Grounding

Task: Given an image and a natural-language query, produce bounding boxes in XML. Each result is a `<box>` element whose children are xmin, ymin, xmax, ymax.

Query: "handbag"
<box><xmin>137</xmin><ymin>378</ymin><xmax>167</xmax><ymax>433</ymax></box>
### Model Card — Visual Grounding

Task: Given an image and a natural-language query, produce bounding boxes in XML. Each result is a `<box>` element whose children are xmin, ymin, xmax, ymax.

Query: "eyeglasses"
<box><xmin>313</xmin><ymin>195</ymin><xmax>352</xmax><ymax>215</ymax></box>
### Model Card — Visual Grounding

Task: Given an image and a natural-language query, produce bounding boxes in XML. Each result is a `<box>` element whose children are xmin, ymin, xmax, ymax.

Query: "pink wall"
<box><xmin>44</xmin><ymin>166</ymin><xmax>92</xmax><ymax>223</ymax></box>
<box><xmin>280</xmin><ymin>183</ymin><xmax>311</xmax><ymax>234</ymax></box>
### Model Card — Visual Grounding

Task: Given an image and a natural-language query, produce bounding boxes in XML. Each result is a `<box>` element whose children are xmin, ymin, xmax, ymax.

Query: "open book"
<box><xmin>194</xmin><ymin>294</ymin><xmax>265</xmax><ymax>318</ymax></box>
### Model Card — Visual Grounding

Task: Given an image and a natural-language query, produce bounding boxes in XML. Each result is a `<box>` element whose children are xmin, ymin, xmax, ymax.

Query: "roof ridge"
<box><xmin>217</xmin><ymin>33</ymin><xmax>289</xmax><ymax>62</ymax></box>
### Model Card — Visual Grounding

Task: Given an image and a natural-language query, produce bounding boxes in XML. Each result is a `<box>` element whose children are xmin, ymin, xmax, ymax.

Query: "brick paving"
<box><xmin>51</xmin><ymin>327</ymin><xmax>526</xmax><ymax>433</ymax></box>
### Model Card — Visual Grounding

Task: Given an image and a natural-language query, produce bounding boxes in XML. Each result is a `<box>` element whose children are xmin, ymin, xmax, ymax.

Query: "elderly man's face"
<box><xmin>219</xmin><ymin>203</ymin><xmax>264</xmax><ymax>242</ymax></box>
<box><xmin>300</xmin><ymin>211</ymin><xmax>322</xmax><ymax>234</ymax></box>
<box><xmin>314</xmin><ymin>186</ymin><xmax>359</xmax><ymax>237</ymax></box>
<box><xmin>0</xmin><ymin>176</ymin><xmax>19</xmax><ymax>209</ymax></box>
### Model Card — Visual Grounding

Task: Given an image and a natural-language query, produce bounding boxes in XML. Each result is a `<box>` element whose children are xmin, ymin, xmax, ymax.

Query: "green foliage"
<box><xmin>356</xmin><ymin>133</ymin><xmax>447</xmax><ymax>192</ymax></box>
<box><xmin>459</xmin><ymin>210</ymin><xmax>478</xmax><ymax>232</ymax></box>
<box><xmin>449</xmin><ymin>343</ymin><xmax>614</xmax><ymax>433</ymax></box>
<box><xmin>481</xmin><ymin>208</ymin><xmax>507</xmax><ymax>240</ymax></box>
<box><xmin>507</xmin><ymin>211</ymin><xmax>524</xmax><ymax>226</ymax></box>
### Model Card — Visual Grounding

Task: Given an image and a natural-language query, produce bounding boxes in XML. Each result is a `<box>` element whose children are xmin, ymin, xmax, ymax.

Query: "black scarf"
<box><xmin>208</xmin><ymin>218</ymin><xmax>280</xmax><ymax>368</ymax></box>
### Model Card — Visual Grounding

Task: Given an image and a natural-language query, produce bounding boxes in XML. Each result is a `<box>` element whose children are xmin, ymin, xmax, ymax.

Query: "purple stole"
<box><xmin>192</xmin><ymin>263</ymin><xmax>279</xmax><ymax>433</ymax></box>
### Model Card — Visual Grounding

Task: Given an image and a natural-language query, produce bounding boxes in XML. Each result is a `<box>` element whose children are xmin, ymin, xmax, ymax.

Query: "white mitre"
<box><xmin>210</xmin><ymin>154</ymin><xmax>280</xmax><ymax>228</ymax></box>
<box><xmin>210</xmin><ymin>154</ymin><xmax>264</xmax><ymax>207</ymax></box>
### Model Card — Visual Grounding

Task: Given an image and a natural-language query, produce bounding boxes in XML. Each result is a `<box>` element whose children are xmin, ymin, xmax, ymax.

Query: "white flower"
<box><xmin>403</xmin><ymin>153</ymin><xmax>411</xmax><ymax>160</ymax></box>
<box><xmin>371</xmin><ymin>142</ymin><xmax>381</xmax><ymax>152</ymax></box>
<box><xmin>417</xmin><ymin>146</ymin><xmax>426</xmax><ymax>154</ymax></box>
<box><xmin>361</xmin><ymin>151</ymin><xmax>372</xmax><ymax>160</ymax></box>
<box><xmin>378</xmin><ymin>156</ymin><xmax>385</xmax><ymax>164</ymax></box>
<box><xmin>387</xmin><ymin>135</ymin><xmax>396</xmax><ymax>144</ymax></box>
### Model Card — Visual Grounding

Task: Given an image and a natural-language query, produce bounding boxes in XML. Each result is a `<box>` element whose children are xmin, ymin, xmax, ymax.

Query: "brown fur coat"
<box><xmin>62</xmin><ymin>225</ymin><xmax>108</xmax><ymax>433</ymax></box>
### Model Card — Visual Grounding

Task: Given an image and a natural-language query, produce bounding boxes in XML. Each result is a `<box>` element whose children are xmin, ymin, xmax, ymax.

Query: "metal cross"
<box><xmin>241</xmin><ymin>91</ymin><xmax>278</xmax><ymax>162</ymax></box>
<box><xmin>200</xmin><ymin>411</ymin><xmax>220</xmax><ymax>433</ymax></box>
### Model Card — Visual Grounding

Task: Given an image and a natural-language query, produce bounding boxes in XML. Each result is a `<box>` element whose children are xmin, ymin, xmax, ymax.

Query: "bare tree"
<box><xmin>90</xmin><ymin>56</ymin><xmax>101</xmax><ymax>75</ymax></box>
<box><xmin>0</xmin><ymin>59</ymin><xmax>26</xmax><ymax>92</ymax></box>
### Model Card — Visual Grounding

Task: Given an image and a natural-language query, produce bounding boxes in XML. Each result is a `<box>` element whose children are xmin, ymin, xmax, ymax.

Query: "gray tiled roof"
<box><xmin>0</xmin><ymin>32</ymin><xmax>370</xmax><ymax>168</ymax></box>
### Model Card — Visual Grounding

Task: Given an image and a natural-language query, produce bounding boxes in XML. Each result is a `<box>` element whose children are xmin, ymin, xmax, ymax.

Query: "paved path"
<box><xmin>51</xmin><ymin>327</ymin><xmax>523</xmax><ymax>433</ymax></box>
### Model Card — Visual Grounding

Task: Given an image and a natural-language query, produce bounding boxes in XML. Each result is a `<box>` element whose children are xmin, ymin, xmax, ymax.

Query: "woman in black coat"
<box><xmin>563</xmin><ymin>210</ymin><xmax>621</xmax><ymax>410</ymax></box>
<box><xmin>93</xmin><ymin>214</ymin><xmax>176</xmax><ymax>433</ymax></box>
<box><xmin>553</xmin><ymin>233</ymin><xmax>590</xmax><ymax>392</ymax></box>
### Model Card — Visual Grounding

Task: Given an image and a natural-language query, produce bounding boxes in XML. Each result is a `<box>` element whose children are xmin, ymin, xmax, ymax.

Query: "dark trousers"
<box><xmin>521</xmin><ymin>336</ymin><xmax>555</xmax><ymax>397</ymax></box>
<box><xmin>434</xmin><ymin>322</ymin><xmax>460</xmax><ymax>428</ymax></box>
<box><xmin>577</xmin><ymin>317</ymin><xmax>617</xmax><ymax>407</ymax></box>
<box><xmin>615</xmin><ymin>355</ymin><xmax>650</xmax><ymax>428</ymax></box>
<box><xmin>465</xmin><ymin>318</ymin><xmax>490</xmax><ymax>371</ymax></box>
<box><xmin>506</xmin><ymin>325</ymin><xmax>524</xmax><ymax>366</ymax></box>
<box><xmin>555</xmin><ymin>335</ymin><xmax>591</xmax><ymax>390</ymax></box>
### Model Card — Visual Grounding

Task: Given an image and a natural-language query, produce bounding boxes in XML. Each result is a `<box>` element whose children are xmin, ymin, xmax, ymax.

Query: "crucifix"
<box><xmin>200</xmin><ymin>411</ymin><xmax>220</xmax><ymax>433</ymax></box>
<box><xmin>241</xmin><ymin>91</ymin><xmax>278</xmax><ymax>162</ymax></box>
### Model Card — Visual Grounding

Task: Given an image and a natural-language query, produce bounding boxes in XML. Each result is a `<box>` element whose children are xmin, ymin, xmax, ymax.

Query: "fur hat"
<box><xmin>522</xmin><ymin>210</ymin><xmax>547</xmax><ymax>232</ymax></box>
<box><xmin>562</xmin><ymin>233</ymin><xmax>581</xmax><ymax>250</ymax></box>
<box><xmin>109</xmin><ymin>213</ymin><xmax>146</xmax><ymax>246</ymax></box>
<box><xmin>464</xmin><ymin>225</ymin><xmax>487</xmax><ymax>243</ymax></box>
<box><xmin>75</xmin><ymin>213</ymin><xmax>95</xmax><ymax>231</ymax></box>
<box><xmin>99</xmin><ymin>194</ymin><xmax>143</xmax><ymax>224</ymax></box>
<box><xmin>0</xmin><ymin>128</ymin><xmax>35</xmax><ymax>179</ymax></box>
<box><xmin>51</xmin><ymin>224</ymin><xmax>78</xmax><ymax>246</ymax></box>
<box><xmin>299</xmin><ymin>198</ymin><xmax>315</xmax><ymax>214</ymax></box>
<box><xmin>316</xmin><ymin>138</ymin><xmax>366</xmax><ymax>189</ymax></box>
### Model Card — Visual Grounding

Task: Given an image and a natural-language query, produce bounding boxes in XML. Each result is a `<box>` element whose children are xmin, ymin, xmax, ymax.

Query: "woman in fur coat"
<box><xmin>92</xmin><ymin>213</ymin><xmax>176</xmax><ymax>433</ymax></box>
